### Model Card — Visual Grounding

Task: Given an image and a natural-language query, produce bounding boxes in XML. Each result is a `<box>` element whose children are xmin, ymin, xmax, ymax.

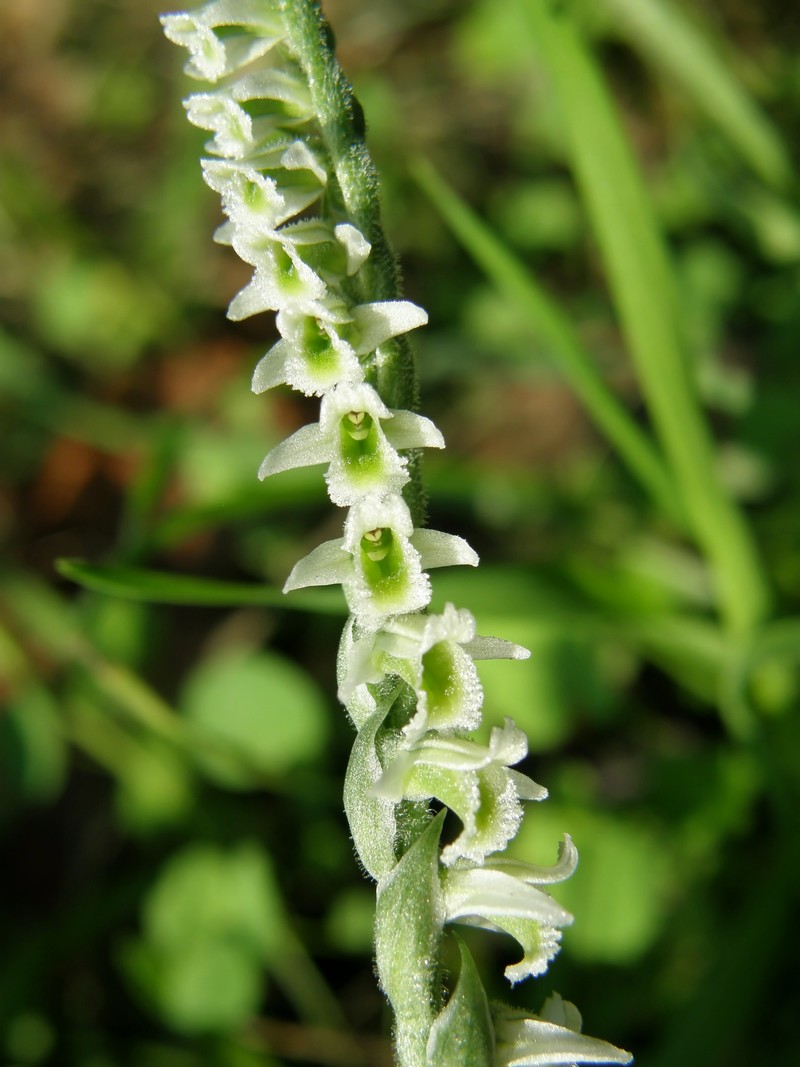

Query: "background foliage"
<box><xmin>2</xmin><ymin>1</ymin><xmax>799</xmax><ymax>1065</ymax></box>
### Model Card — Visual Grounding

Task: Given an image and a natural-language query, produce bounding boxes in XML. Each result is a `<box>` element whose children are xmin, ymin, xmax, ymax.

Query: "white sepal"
<box><xmin>258</xmin><ymin>423</ymin><xmax>326</xmax><ymax>480</ymax></box>
<box><xmin>494</xmin><ymin>996</ymin><xmax>633</xmax><ymax>1066</ymax></box>
<box><xmin>383</xmin><ymin>409</ymin><xmax>445</xmax><ymax>451</ymax></box>
<box><xmin>443</xmin><ymin>868</ymin><xmax>573</xmax><ymax>928</ymax></box>
<box><xmin>411</xmin><ymin>528</ymin><xmax>479</xmax><ymax>570</ymax></box>
<box><xmin>486</xmin><ymin>836</ymin><xmax>579</xmax><ymax>886</ymax></box>
<box><xmin>283</xmin><ymin>538</ymin><xmax>351</xmax><ymax>592</ymax></box>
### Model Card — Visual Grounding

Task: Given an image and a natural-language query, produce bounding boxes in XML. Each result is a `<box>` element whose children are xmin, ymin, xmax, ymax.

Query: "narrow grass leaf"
<box><xmin>520</xmin><ymin>0</ymin><xmax>770</xmax><ymax>633</ymax></box>
<box><xmin>413</xmin><ymin>158</ymin><xmax>682</xmax><ymax>527</ymax></box>
<box><xmin>56</xmin><ymin>559</ymin><xmax>346</xmax><ymax>614</ymax></box>
<box><xmin>599</xmin><ymin>0</ymin><xmax>792</xmax><ymax>190</ymax></box>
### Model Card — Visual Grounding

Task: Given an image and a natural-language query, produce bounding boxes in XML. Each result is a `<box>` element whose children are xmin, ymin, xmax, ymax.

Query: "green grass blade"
<box><xmin>56</xmin><ymin>559</ymin><xmax>346</xmax><ymax>614</ymax></box>
<box><xmin>521</xmin><ymin>0</ymin><xmax>770</xmax><ymax>633</ymax></box>
<box><xmin>599</xmin><ymin>0</ymin><xmax>792</xmax><ymax>190</ymax></box>
<box><xmin>413</xmin><ymin>158</ymin><xmax>683</xmax><ymax>527</ymax></box>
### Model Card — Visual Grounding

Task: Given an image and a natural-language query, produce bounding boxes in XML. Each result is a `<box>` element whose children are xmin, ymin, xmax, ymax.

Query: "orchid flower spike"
<box><xmin>162</xmin><ymin>2</ymin><xmax>633</xmax><ymax>1064</ymax></box>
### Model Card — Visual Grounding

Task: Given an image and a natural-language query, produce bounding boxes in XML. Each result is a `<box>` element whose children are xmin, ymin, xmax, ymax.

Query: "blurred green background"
<box><xmin>2</xmin><ymin>0</ymin><xmax>800</xmax><ymax>1065</ymax></box>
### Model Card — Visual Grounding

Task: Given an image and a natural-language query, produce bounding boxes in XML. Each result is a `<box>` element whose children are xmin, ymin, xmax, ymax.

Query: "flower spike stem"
<box><xmin>161</xmin><ymin>2</ymin><xmax>633</xmax><ymax>1065</ymax></box>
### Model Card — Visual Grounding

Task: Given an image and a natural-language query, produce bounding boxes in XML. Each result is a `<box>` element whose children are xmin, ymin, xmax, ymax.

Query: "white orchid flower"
<box><xmin>258</xmin><ymin>381</ymin><xmax>443</xmax><ymax>504</ymax></box>
<box><xmin>201</xmin><ymin>143</ymin><xmax>326</xmax><ymax>233</ymax></box>
<box><xmin>227</xmin><ymin>219</ymin><xmax>370</xmax><ymax>322</ymax></box>
<box><xmin>374</xmin><ymin>719</ymin><xmax>546</xmax><ymax>866</ymax></box>
<box><xmin>442</xmin><ymin>836</ymin><xmax>578</xmax><ymax>984</ymax></box>
<box><xmin>184</xmin><ymin>71</ymin><xmax>314</xmax><ymax>159</ymax></box>
<box><xmin>283</xmin><ymin>492</ymin><xmax>477</xmax><ymax>630</ymax></box>
<box><xmin>338</xmin><ymin>602</ymin><xmax>529</xmax><ymax>739</ymax></box>
<box><xmin>252</xmin><ymin>297</ymin><xmax>428</xmax><ymax>397</ymax></box>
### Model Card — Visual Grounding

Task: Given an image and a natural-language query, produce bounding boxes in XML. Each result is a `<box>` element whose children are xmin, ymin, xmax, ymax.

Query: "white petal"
<box><xmin>444</xmin><ymin>868</ymin><xmax>573</xmax><ymax>928</ymax></box>
<box><xmin>411</xmin><ymin>529</ymin><xmax>479</xmax><ymax>569</ymax></box>
<box><xmin>384</xmin><ymin>409</ymin><xmax>445</xmax><ymax>451</ymax></box>
<box><xmin>283</xmin><ymin>539</ymin><xmax>351</xmax><ymax>592</ymax></box>
<box><xmin>258</xmin><ymin>424</ymin><xmax>330</xmax><ymax>479</ymax></box>
<box><xmin>487</xmin><ymin>837</ymin><xmax>579</xmax><ymax>886</ymax></box>
<box><xmin>334</xmin><ymin>223</ymin><xmax>371</xmax><ymax>275</ymax></box>
<box><xmin>352</xmin><ymin>300</ymin><xmax>428</xmax><ymax>355</ymax></box>
<box><xmin>318</xmin><ymin>382</ymin><xmax>391</xmax><ymax>434</ymax></box>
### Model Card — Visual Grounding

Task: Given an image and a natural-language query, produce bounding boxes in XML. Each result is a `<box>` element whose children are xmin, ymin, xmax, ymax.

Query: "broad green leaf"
<box><xmin>426</xmin><ymin>935</ymin><xmax>494</xmax><ymax>1067</ymax></box>
<box><xmin>180</xmin><ymin>648</ymin><xmax>329</xmax><ymax>785</ymax></box>
<box><xmin>413</xmin><ymin>158</ymin><xmax>682</xmax><ymax>528</ymax></box>
<box><xmin>599</xmin><ymin>0</ymin><xmax>792</xmax><ymax>189</ymax></box>
<box><xmin>57</xmin><ymin>559</ymin><xmax>346</xmax><ymax>613</ymax></box>
<box><xmin>519</xmin><ymin>0</ymin><xmax>769</xmax><ymax>633</ymax></box>
<box><xmin>375</xmin><ymin>812</ymin><xmax>445</xmax><ymax>1067</ymax></box>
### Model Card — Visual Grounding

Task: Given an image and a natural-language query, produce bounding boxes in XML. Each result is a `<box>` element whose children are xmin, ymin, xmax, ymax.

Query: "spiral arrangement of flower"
<box><xmin>161</xmin><ymin>3</ymin><xmax>632</xmax><ymax>1065</ymax></box>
